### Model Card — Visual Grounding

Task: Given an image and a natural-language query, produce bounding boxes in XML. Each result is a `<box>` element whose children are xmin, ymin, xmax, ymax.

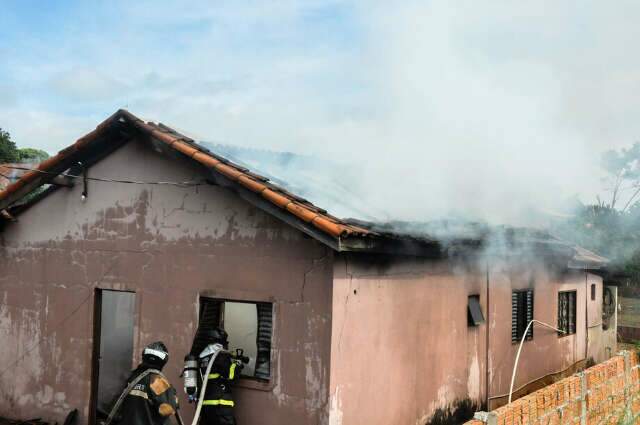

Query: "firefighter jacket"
<box><xmin>117</xmin><ymin>365</ymin><xmax>179</xmax><ymax>425</ymax></box>
<box><xmin>200</xmin><ymin>351</ymin><xmax>240</xmax><ymax>414</ymax></box>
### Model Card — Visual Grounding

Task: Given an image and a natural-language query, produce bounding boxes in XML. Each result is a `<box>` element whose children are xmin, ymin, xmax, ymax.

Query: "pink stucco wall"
<box><xmin>329</xmin><ymin>255</ymin><xmax>487</xmax><ymax>425</ymax></box>
<box><xmin>0</xmin><ymin>139</ymin><xmax>333</xmax><ymax>425</ymax></box>
<box><xmin>329</xmin><ymin>254</ymin><xmax>613</xmax><ymax>425</ymax></box>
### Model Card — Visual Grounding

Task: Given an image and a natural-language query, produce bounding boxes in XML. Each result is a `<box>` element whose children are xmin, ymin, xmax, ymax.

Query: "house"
<box><xmin>0</xmin><ymin>110</ymin><xmax>616</xmax><ymax>425</ymax></box>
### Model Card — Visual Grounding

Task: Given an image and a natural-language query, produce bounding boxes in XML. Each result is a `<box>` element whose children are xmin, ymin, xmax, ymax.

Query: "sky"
<box><xmin>2</xmin><ymin>0</ymin><xmax>640</xmax><ymax>224</ymax></box>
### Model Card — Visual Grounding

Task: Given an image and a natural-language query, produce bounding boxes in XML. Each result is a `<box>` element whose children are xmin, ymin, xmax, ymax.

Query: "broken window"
<box><xmin>192</xmin><ymin>297</ymin><xmax>273</xmax><ymax>381</ymax></box>
<box><xmin>512</xmin><ymin>289</ymin><xmax>534</xmax><ymax>343</ymax></box>
<box><xmin>467</xmin><ymin>295</ymin><xmax>485</xmax><ymax>326</ymax></box>
<box><xmin>558</xmin><ymin>291</ymin><xmax>576</xmax><ymax>336</ymax></box>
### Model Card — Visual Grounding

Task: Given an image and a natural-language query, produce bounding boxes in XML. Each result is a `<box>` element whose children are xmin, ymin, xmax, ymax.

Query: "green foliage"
<box><xmin>552</xmin><ymin>204</ymin><xmax>640</xmax><ymax>280</ymax></box>
<box><xmin>0</xmin><ymin>128</ymin><xmax>49</xmax><ymax>165</ymax></box>
<box><xmin>17</xmin><ymin>148</ymin><xmax>49</xmax><ymax>163</ymax></box>
<box><xmin>552</xmin><ymin>143</ymin><xmax>640</xmax><ymax>283</ymax></box>
<box><xmin>600</xmin><ymin>142</ymin><xmax>640</xmax><ymax>211</ymax></box>
<box><xmin>0</xmin><ymin>128</ymin><xmax>18</xmax><ymax>163</ymax></box>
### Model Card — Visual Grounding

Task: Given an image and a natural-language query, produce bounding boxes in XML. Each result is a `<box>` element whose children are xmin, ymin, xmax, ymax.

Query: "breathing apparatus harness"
<box><xmin>186</xmin><ymin>343</ymin><xmax>223</xmax><ymax>425</ymax></box>
<box><xmin>182</xmin><ymin>344</ymin><xmax>249</xmax><ymax>425</ymax></box>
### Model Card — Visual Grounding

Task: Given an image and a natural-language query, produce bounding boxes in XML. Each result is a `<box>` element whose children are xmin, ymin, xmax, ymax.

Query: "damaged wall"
<box><xmin>328</xmin><ymin>254</ymin><xmax>487</xmax><ymax>425</ymax></box>
<box><xmin>485</xmin><ymin>262</ymin><xmax>592</xmax><ymax>410</ymax></box>
<box><xmin>0</xmin><ymin>138</ymin><xmax>333</xmax><ymax>425</ymax></box>
<box><xmin>328</xmin><ymin>254</ymin><xmax>613</xmax><ymax>425</ymax></box>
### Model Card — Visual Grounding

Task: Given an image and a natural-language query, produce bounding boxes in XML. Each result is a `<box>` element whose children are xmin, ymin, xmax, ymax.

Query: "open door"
<box><xmin>89</xmin><ymin>289</ymin><xmax>136</xmax><ymax>423</ymax></box>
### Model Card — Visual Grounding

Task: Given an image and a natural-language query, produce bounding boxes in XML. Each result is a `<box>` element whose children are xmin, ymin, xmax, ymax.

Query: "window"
<box><xmin>591</xmin><ymin>284</ymin><xmax>596</xmax><ymax>301</ymax></box>
<box><xmin>512</xmin><ymin>290</ymin><xmax>534</xmax><ymax>342</ymax></box>
<box><xmin>192</xmin><ymin>297</ymin><xmax>273</xmax><ymax>381</ymax></box>
<box><xmin>468</xmin><ymin>295</ymin><xmax>485</xmax><ymax>326</ymax></box>
<box><xmin>558</xmin><ymin>291</ymin><xmax>577</xmax><ymax>336</ymax></box>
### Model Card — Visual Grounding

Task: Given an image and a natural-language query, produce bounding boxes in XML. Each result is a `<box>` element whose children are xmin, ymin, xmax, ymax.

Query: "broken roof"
<box><xmin>0</xmin><ymin>163</ymin><xmax>30</xmax><ymax>190</ymax></box>
<box><xmin>0</xmin><ymin>109</ymin><xmax>609</xmax><ymax>267</ymax></box>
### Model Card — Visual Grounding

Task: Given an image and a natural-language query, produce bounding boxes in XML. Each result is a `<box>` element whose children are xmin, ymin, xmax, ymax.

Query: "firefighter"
<box><xmin>200</xmin><ymin>328</ymin><xmax>242</xmax><ymax>425</ymax></box>
<box><xmin>118</xmin><ymin>341</ymin><xmax>179</xmax><ymax>425</ymax></box>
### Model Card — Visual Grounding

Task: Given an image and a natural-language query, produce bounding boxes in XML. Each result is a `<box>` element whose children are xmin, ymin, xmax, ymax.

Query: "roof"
<box><xmin>200</xmin><ymin>143</ymin><xmax>386</xmax><ymax>221</ymax></box>
<box><xmin>569</xmin><ymin>246</ymin><xmax>609</xmax><ymax>270</ymax></box>
<box><xmin>0</xmin><ymin>109</ymin><xmax>398</xmax><ymax>253</ymax></box>
<box><xmin>0</xmin><ymin>109</ymin><xmax>610</xmax><ymax>266</ymax></box>
<box><xmin>0</xmin><ymin>163</ymin><xmax>30</xmax><ymax>190</ymax></box>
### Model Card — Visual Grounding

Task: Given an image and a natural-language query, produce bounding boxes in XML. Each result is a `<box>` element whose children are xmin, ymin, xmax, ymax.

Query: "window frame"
<box><xmin>557</xmin><ymin>290</ymin><xmax>577</xmax><ymax>337</ymax></box>
<box><xmin>511</xmin><ymin>289</ymin><xmax>534</xmax><ymax>343</ymax></box>
<box><xmin>196</xmin><ymin>295</ymin><xmax>276</xmax><ymax>391</ymax></box>
<box><xmin>467</xmin><ymin>294</ymin><xmax>485</xmax><ymax>327</ymax></box>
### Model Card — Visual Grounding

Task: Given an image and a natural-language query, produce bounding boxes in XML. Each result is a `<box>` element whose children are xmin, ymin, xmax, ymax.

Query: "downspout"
<box><xmin>485</xmin><ymin>261</ymin><xmax>490</xmax><ymax>409</ymax></box>
<box><xmin>584</xmin><ymin>272</ymin><xmax>589</xmax><ymax>361</ymax></box>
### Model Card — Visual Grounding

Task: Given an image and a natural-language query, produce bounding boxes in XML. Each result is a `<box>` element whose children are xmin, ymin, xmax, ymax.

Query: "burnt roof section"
<box><xmin>0</xmin><ymin>109</ymin><xmax>610</xmax><ymax>265</ymax></box>
<box><xmin>0</xmin><ymin>109</ymin><xmax>399</xmax><ymax>253</ymax></box>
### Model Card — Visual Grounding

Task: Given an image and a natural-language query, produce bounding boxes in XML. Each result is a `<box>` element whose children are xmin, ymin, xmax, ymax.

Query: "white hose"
<box><xmin>105</xmin><ymin>368</ymin><xmax>163</xmax><ymax>425</ymax></box>
<box><xmin>190</xmin><ymin>348</ymin><xmax>221</xmax><ymax>425</ymax></box>
<box><xmin>508</xmin><ymin>320</ymin><xmax>565</xmax><ymax>404</ymax></box>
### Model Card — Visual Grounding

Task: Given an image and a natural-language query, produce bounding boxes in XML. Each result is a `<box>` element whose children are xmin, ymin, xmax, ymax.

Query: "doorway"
<box><xmin>90</xmin><ymin>289</ymin><xmax>136</xmax><ymax>423</ymax></box>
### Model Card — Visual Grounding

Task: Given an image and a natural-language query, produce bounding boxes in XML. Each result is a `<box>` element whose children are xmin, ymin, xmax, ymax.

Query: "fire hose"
<box><xmin>104</xmin><ymin>368</ymin><xmax>163</xmax><ymax>425</ymax></box>
<box><xmin>184</xmin><ymin>345</ymin><xmax>249</xmax><ymax>425</ymax></box>
<box><xmin>187</xmin><ymin>343</ymin><xmax>223</xmax><ymax>425</ymax></box>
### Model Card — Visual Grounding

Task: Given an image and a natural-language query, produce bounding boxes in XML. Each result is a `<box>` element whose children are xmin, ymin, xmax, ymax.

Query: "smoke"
<box><xmin>6</xmin><ymin>0</ymin><xmax>640</xmax><ymax>229</ymax></box>
<box><xmin>287</xmin><ymin>0</ymin><xmax>621</xmax><ymax>225</ymax></box>
<box><xmin>203</xmin><ymin>0</ymin><xmax>640</xmax><ymax>227</ymax></box>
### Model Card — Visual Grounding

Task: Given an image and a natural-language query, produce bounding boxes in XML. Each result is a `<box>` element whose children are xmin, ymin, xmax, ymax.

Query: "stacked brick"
<box><xmin>464</xmin><ymin>351</ymin><xmax>640</xmax><ymax>425</ymax></box>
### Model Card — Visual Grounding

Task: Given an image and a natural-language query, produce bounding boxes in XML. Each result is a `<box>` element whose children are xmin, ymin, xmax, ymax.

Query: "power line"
<box><xmin>3</xmin><ymin>165</ymin><xmax>207</xmax><ymax>188</ymax></box>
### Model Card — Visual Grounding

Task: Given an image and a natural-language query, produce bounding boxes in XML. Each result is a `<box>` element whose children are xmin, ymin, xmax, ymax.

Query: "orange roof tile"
<box><xmin>0</xmin><ymin>163</ymin><xmax>30</xmax><ymax>190</ymax></box>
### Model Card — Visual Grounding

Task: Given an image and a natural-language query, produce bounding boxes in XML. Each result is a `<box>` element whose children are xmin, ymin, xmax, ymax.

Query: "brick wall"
<box><xmin>465</xmin><ymin>351</ymin><xmax>640</xmax><ymax>425</ymax></box>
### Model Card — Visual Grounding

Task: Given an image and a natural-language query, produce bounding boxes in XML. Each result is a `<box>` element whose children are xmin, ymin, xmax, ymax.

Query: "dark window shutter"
<box><xmin>191</xmin><ymin>298</ymin><xmax>222</xmax><ymax>356</ymax></box>
<box><xmin>512</xmin><ymin>290</ymin><xmax>534</xmax><ymax>342</ymax></box>
<box><xmin>254</xmin><ymin>303</ymin><xmax>272</xmax><ymax>380</ymax></box>
<box><xmin>558</xmin><ymin>291</ymin><xmax>577</xmax><ymax>336</ymax></box>
<box><xmin>468</xmin><ymin>295</ymin><xmax>485</xmax><ymax>326</ymax></box>
<box><xmin>558</xmin><ymin>292</ymin><xmax>567</xmax><ymax>335</ymax></box>
<box><xmin>569</xmin><ymin>291</ymin><xmax>576</xmax><ymax>334</ymax></box>
<box><xmin>525</xmin><ymin>290</ymin><xmax>534</xmax><ymax>340</ymax></box>
<box><xmin>512</xmin><ymin>292</ymin><xmax>518</xmax><ymax>342</ymax></box>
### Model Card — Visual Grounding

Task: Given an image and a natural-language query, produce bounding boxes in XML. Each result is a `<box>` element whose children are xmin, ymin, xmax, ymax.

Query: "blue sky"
<box><xmin>1</xmin><ymin>0</ymin><xmax>365</xmax><ymax>150</ymax></box>
<box><xmin>2</xmin><ymin>1</ymin><xmax>640</xmax><ymax>222</ymax></box>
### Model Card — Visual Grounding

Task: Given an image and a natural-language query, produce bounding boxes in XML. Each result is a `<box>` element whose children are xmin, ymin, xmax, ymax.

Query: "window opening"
<box><xmin>193</xmin><ymin>297</ymin><xmax>272</xmax><ymax>381</ymax></box>
<box><xmin>512</xmin><ymin>289</ymin><xmax>534</xmax><ymax>342</ymax></box>
<box><xmin>558</xmin><ymin>291</ymin><xmax>577</xmax><ymax>336</ymax></box>
<box><xmin>468</xmin><ymin>295</ymin><xmax>485</xmax><ymax>326</ymax></box>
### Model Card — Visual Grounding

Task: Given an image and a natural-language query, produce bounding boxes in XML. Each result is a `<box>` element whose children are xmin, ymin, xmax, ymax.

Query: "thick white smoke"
<box><xmin>6</xmin><ymin>0</ymin><xmax>640</xmax><ymax>227</ymax></box>
<box><xmin>294</xmin><ymin>0</ymin><xmax>628</xmax><ymax>225</ymax></box>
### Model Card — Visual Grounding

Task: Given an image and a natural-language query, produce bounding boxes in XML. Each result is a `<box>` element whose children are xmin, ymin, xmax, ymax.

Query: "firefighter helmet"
<box><xmin>205</xmin><ymin>327</ymin><xmax>229</xmax><ymax>348</ymax></box>
<box><xmin>142</xmin><ymin>341</ymin><xmax>169</xmax><ymax>369</ymax></box>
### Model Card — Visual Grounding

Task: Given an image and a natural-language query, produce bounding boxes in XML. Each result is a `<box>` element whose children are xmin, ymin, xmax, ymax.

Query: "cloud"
<box><xmin>48</xmin><ymin>67</ymin><xmax>129</xmax><ymax>102</ymax></box>
<box><xmin>3</xmin><ymin>0</ymin><xmax>640</xmax><ymax>225</ymax></box>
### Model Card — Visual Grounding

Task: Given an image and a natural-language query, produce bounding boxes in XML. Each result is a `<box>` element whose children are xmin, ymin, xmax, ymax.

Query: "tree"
<box><xmin>0</xmin><ymin>128</ymin><xmax>18</xmax><ymax>163</ymax></box>
<box><xmin>0</xmin><ymin>128</ymin><xmax>50</xmax><ymax>164</ymax></box>
<box><xmin>600</xmin><ymin>142</ymin><xmax>640</xmax><ymax>212</ymax></box>
<box><xmin>17</xmin><ymin>148</ymin><xmax>49</xmax><ymax>163</ymax></box>
<box><xmin>552</xmin><ymin>143</ymin><xmax>640</xmax><ymax>285</ymax></box>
